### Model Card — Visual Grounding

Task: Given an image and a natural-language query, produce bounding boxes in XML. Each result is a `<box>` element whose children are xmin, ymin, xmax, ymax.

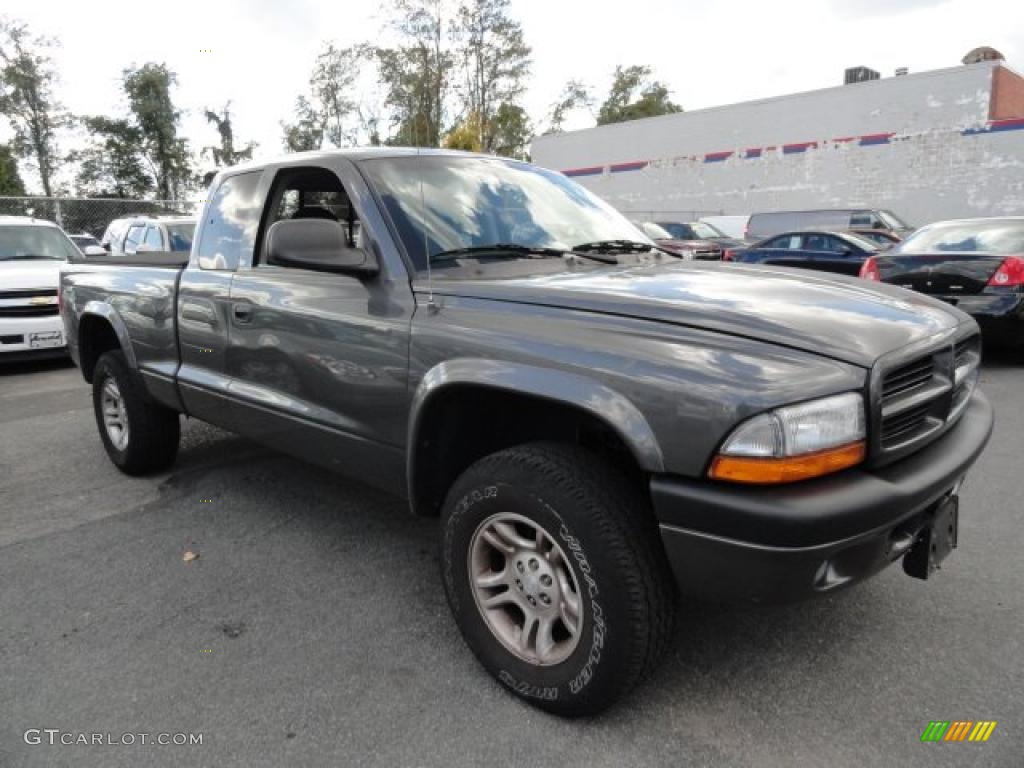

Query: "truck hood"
<box><xmin>0</xmin><ymin>260</ymin><xmax>63</xmax><ymax>291</ymax></box>
<box><xmin>426</xmin><ymin>262</ymin><xmax>968</xmax><ymax>367</ymax></box>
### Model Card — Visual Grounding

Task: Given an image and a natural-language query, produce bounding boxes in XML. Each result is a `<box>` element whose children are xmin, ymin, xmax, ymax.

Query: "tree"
<box><xmin>203</xmin><ymin>102</ymin><xmax>255</xmax><ymax>168</ymax></box>
<box><xmin>452</xmin><ymin>0</ymin><xmax>531</xmax><ymax>152</ymax></box>
<box><xmin>546</xmin><ymin>79</ymin><xmax>593</xmax><ymax>133</ymax></box>
<box><xmin>71</xmin><ymin>116</ymin><xmax>152</xmax><ymax>198</ymax></box>
<box><xmin>281</xmin><ymin>95</ymin><xmax>323</xmax><ymax>152</ymax></box>
<box><xmin>489</xmin><ymin>102</ymin><xmax>531</xmax><ymax>160</ymax></box>
<box><xmin>443</xmin><ymin>110</ymin><xmax>482</xmax><ymax>152</ymax></box>
<box><xmin>377</xmin><ymin>0</ymin><xmax>453</xmax><ymax>147</ymax></box>
<box><xmin>596</xmin><ymin>65</ymin><xmax>681</xmax><ymax>126</ymax></box>
<box><xmin>0</xmin><ymin>142</ymin><xmax>26</xmax><ymax>195</ymax></box>
<box><xmin>0</xmin><ymin>19</ymin><xmax>69</xmax><ymax>196</ymax></box>
<box><xmin>282</xmin><ymin>44</ymin><xmax>370</xmax><ymax>151</ymax></box>
<box><xmin>122</xmin><ymin>63</ymin><xmax>193</xmax><ymax>199</ymax></box>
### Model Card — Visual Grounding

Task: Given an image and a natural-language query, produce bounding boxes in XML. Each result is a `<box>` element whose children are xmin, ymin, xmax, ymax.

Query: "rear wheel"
<box><xmin>440</xmin><ymin>442</ymin><xmax>676</xmax><ymax>717</ymax></box>
<box><xmin>92</xmin><ymin>350</ymin><xmax>180</xmax><ymax>475</ymax></box>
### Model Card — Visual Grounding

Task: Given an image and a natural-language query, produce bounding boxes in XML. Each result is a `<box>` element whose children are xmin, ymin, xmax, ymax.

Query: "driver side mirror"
<box><xmin>83</xmin><ymin>245</ymin><xmax>107</xmax><ymax>257</ymax></box>
<box><xmin>266</xmin><ymin>219</ymin><xmax>378</xmax><ymax>276</ymax></box>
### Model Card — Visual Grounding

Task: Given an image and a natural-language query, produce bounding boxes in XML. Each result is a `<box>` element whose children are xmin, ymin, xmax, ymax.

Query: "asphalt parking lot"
<box><xmin>1</xmin><ymin>354</ymin><xmax>1021</xmax><ymax>768</ymax></box>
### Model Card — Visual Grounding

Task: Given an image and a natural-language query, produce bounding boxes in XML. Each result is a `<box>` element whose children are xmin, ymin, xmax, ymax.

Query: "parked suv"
<box><xmin>99</xmin><ymin>215</ymin><xmax>196</xmax><ymax>256</ymax></box>
<box><xmin>1</xmin><ymin>216</ymin><xmax>80</xmax><ymax>360</ymax></box>
<box><xmin>747</xmin><ymin>209</ymin><xmax>912</xmax><ymax>241</ymax></box>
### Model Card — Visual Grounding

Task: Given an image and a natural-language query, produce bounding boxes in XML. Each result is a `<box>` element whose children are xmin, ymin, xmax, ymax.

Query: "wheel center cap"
<box><xmin>513</xmin><ymin>554</ymin><xmax>555</xmax><ymax>605</ymax></box>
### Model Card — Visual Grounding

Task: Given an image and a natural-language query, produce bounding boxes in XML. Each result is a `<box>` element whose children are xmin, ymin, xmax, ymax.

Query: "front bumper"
<box><xmin>651</xmin><ymin>390</ymin><xmax>994</xmax><ymax>603</ymax></box>
<box><xmin>0</xmin><ymin>314</ymin><xmax>67</xmax><ymax>359</ymax></box>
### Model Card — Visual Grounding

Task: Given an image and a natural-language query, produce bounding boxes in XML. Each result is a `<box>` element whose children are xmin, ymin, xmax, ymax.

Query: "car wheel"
<box><xmin>92</xmin><ymin>350</ymin><xmax>180</xmax><ymax>475</ymax></box>
<box><xmin>440</xmin><ymin>442</ymin><xmax>676</xmax><ymax>717</ymax></box>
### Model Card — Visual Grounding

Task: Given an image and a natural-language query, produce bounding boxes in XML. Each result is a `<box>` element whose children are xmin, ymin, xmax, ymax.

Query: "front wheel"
<box><xmin>440</xmin><ymin>442</ymin><xmax>676</xmax><ymax>717</ymax></box>
<box><xmin>92</xmin><ymin>350</ymin><xmax>180</xmax><ymax>475</ymax></box>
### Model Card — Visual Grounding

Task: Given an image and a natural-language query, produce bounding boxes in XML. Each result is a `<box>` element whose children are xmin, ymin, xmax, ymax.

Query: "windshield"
<box><xmin>896</xmin><ymin>221</ymin><xmax>1024</xmax><ymax>255</ymax></box>
<box><xmin>166</xmin><ymin>222</ymin><xmax>195</xmax><ymax>252</ymax></box>
<box><xmin>660</xmin><ymin>221</ymin><xmax>725</xmax><ymax>240</ymax></box>
<box><xmin>879</xmin><ymin>210</ymin><xmax>910</xmax><ymax>230</ymax></box>
<box><xmin>0</xmin><ymin>225</ymin><xmax>79</xmax><ymax>261</ymax></box>
<box><xmin>360</xmin><ymin>156</ymin><xmax>649</xmax><ymax>272</ymax></box>
<box><xmin>839</xmin><ymin>233</ymin><xmax>882</xmax><ymax>252</ymax></box>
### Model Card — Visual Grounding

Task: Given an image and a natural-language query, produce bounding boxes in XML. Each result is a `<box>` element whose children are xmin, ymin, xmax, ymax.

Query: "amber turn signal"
<box><xmin>708</xmin><ymin>441</ymin><xmax>867</xmax><ymax>484</ymax></box>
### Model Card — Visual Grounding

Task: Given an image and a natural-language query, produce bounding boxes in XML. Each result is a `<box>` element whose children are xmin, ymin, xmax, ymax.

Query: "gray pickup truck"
<box><xmin>60</xmin><ymin>149</ymin><xmax>993</xmax><ymax>716</ymax></box>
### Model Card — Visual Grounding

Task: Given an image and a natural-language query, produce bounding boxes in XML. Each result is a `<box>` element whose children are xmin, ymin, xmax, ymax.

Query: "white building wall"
<box><xmin>530</xmin><ymin>62</ymin><xmax>1024</xmax><ymax>226</ymax></box>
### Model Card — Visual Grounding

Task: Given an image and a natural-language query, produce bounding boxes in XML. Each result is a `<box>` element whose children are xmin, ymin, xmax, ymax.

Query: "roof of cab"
<box><xmin>216</xmin><ymin>147</ymin><xmax>499</xmax><ymax>177</ymax></box>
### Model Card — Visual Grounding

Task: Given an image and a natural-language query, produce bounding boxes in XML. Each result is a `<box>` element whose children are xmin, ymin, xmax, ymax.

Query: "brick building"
<box><xmin>530</xmin><ymin>59</ymin><xmax>1024</xmax><ymax>228</ymax></box>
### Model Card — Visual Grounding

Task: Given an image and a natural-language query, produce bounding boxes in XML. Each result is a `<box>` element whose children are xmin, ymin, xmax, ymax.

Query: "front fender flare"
<box><xmin>407</xmin><ymin>359</ymin><xmax>665</xmax><ymax>509</ymax></box>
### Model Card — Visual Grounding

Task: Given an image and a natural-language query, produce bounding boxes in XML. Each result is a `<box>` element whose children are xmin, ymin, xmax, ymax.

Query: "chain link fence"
<box><xmin>0</xmin><ymin>197</ymin><xmax>199</xmax><ymax>238</ymax></box>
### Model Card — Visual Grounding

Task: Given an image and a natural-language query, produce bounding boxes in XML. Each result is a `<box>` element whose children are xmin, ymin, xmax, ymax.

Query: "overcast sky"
<box><xmin>3</xmin><ymin>0</ymin><xmax>1022</xmax><ymax>194</ymax></box>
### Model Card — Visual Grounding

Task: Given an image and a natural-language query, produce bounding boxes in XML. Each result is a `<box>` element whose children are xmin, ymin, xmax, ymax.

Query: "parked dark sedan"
<box><xmin>863</xmin><ymin>217</ymin><xmax>1024</xmax><ymax>351</ymax></box>
<box><xmin>725</xmin><ymin>230</ymin><xmax>880</xmax><ymax>275</ymax></box>
<box><xmin>655</xmin><ymin>220</ymin><xmax>745</xmax><ymax>250</ymax></box>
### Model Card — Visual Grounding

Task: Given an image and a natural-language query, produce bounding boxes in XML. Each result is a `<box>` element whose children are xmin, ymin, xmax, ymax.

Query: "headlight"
<box><xmin>709</xmin><ymin>392</ymin><xmax>866</xmax><ymax>484</ymax></box>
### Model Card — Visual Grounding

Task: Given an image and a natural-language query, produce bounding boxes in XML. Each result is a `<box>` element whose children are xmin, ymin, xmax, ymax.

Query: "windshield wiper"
<box><xmin>572</xmin><ymin>239</ymin><xmax>660</xmax><ymax>254</ymax></box>
<box><xmin>431</xmin><ymin>244</ymin><xmax>566</xmax><ymax>263</ymax></box>
<box><xmin>430</xmin><ymin>243</ymin><xmax>617</xmax><ymax>265</ymax></box>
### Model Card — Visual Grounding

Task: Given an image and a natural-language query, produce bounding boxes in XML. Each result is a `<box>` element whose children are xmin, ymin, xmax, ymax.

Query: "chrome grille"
<box><xmin>0</xmin><ymin>289</ymin><xmax>58</xmax><ymax>317</ymax></box>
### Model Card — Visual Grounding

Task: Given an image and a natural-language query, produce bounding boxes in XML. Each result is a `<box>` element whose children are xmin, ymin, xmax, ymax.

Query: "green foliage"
<box><xmin>546</xmin><ymin>79</ymin><xmax>594</xmax><ymax>134</ymax></box>
<box><xmin>71</xmin><ymin>116</ymin><xmax>152</xmax><ymax>198</ymax></box>
<box><xmin>0</xmin><ymin>18</ymin><xmax>69</xmax><ymax>196</ymax></box>
<box><xmin>0</xmin><ymin>142</ymin><xmax>26</xmax><ymax>195</ymax></box>
<box><xmin>122</xmin><ymin>62</ymin><xmax>193</xmax><ymax>199</ymax></box>
<box><xmin>490</xmin><ymin>102</ymin><xmax>531</xmax><ymax>160</ymax></box>
<box><xmin>203</xmin><ymin>102</ymin><xmax>255</xmax><ymax>168</ymax></box>
<box><xmin>596</xmin><ymin>65</ymin><xmax>681</xmax><ymax>126</ymax></box>
<box><xmin>282</xmin><ymin>44</ymin><xmax>369</xmax><ymax>152</ymax></box>
<box><xmin>377</xmin><ymin>0</ymin><xmax>453</xmax><ymax>148</ymax></box>
<box><xmin>453</xmin><ymin>0</ymin><xmax>531</xmax><ymax>152</ymax></box>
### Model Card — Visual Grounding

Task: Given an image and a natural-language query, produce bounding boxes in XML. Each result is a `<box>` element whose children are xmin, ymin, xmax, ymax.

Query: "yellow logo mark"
<box><xmin>29</xmin><ymin>296</ymin><xmax>56</xmax><ymax>305</ymax></box>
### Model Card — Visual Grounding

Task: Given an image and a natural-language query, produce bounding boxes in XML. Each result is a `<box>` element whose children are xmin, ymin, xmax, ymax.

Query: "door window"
<box><xmin>258</xmin><ymin>166</ymin><xmax>361</xmax><ymax>267</ymax></box>
<box><xmin>143</xmin><ymin>226</ymin><xmax>163</xmax><ymax>249</ymax></box>
<box><xmin>124</xmin><ymin>225</ymin><xmax>145</xmax><ymax>254</ymax></box>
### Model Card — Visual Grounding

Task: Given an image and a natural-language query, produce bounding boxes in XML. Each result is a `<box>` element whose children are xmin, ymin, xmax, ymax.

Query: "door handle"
<box><xmin>232</xmin><ymin>302</ymin><xmax>254</xmax><ymax>323</ymax></box>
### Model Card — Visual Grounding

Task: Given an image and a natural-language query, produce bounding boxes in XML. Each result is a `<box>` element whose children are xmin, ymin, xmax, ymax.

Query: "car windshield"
<box><xmin>879</xmin><ymin>210</ymin><xmax>910</xmax><ymax>230</ymax></box>
<box><xmin>166</xmin><ymin>222</ymin><xmax>195</xmax><ymax>252</ymax></box>
<box><xmin>360</xmin><ymin>156</ymin><xmax>650</xmax><ymax>273</ymax></box>
<box><xmin>0</xmin><ymin>225</ymin><xmax>79</xmax><ymax>261</ymax></box>
<box><xmin>638</xmin><ymin>222</ymin><xmax>673</xmax><ymax>239</ymax></box>
<box><xmin>839</xmin><ymin>233</ymin><xmax>882</xmax><ymax>252</ymax></box>
<box><xmin>657</xmin><ymin>222</ymin><xmax>695</xmax><ymax>239</ymax></box>
<box><xmin>689</xmin><ymin>221</ymin><xmax>725</xmax><ymax>239</ymax></box>
<box><xmin>896</xmin><ymin>221</ymin><xmax>1024</xmax><ymax>255</ymax></box>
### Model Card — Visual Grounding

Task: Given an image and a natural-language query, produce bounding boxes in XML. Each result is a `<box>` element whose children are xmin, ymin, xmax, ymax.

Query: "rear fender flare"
<box><xmin>81</xmin><ymin>301</ymin><xmax>138</xmax><ymax>370</ymax></box>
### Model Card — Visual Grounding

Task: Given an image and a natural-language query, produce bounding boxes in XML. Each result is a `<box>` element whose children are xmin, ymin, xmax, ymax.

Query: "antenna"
<box><xmin>418</xmin><ymin>148</ymin><xmax>434</xmax><ymax>305</ymax></box>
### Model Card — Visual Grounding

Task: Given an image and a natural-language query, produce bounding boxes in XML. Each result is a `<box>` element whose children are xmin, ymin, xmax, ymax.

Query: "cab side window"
<box><xmin>196</xmin><ymin>171</ymin><xmax>264</xmax><ymax>270</ymax></box>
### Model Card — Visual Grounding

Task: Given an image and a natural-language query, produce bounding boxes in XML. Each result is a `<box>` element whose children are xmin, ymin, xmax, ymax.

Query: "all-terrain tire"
<box><xmin>92</xmin><ymin>350</ymin><xmax>180</xmax><ymax>475</ymax></box>
<box><xmin>440</xmin><ymin>441</ymin><xmax>676</xmax><ymax>717</ymax></box>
